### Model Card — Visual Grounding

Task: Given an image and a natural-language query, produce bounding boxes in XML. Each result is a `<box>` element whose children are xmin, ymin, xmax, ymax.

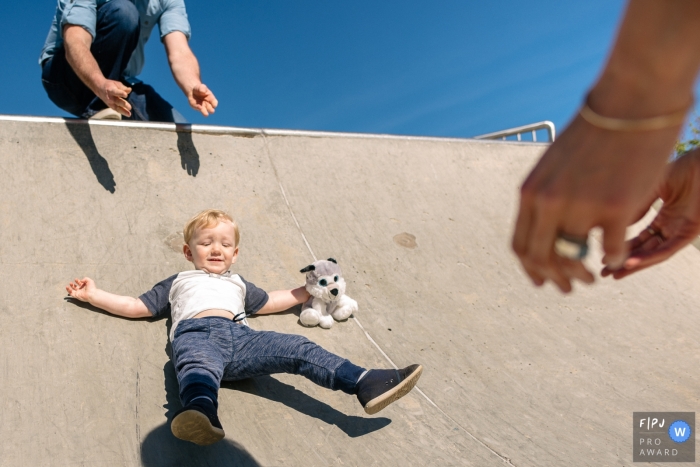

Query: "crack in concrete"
<box><xmin>262</xmin><ymin>133</ymin><xmax>516</xmax><ymax>466</ymax></box>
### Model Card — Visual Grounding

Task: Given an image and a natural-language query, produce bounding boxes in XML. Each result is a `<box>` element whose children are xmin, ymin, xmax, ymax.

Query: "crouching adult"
<box><xmin>39</xmin><ymin>0</ymin><xmax>218</xmax><ymax>122</ymax></box>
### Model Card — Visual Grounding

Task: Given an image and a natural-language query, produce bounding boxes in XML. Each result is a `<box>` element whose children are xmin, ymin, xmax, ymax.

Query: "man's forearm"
<box><xmin>167</xmin><ymin>45</ymin><xmax>202</xmax><ymax>97</ymax></box>
<box><xmin>63</xmin><ymin>25</ymin><xmax>106</xmax><ymax>97</ymax></box>
<box><xmin>163</xmin><ymin>32</ymin><xmax>217</xmax><ymax>116</ymax></box>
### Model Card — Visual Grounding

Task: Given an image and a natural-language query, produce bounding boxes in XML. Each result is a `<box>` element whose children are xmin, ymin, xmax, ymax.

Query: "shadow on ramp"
<box><xmin>148</xmin><ymin>342</ymin><xmax>388</xmax><ymax>466</ymax></box>
<box><xmin>222</xmin><ymin>376</ymin><xmax>391</xmax><ymax>438</ymax></box>
<box><xmin>160</xmin><ymin>340</ymin><xmax>390</xmax><ymax>441</ymax></box>
<box><xmin>140</xmin><ymin>423</ymin><xmax>261</xmax><ymax>467</ymax></box>
<box><xmin>65</xmin><ymin>121</ymin><xmax>116</xmax><ymax>193</ymax></box>
<box><xmin>141</xmin><ymin>356</ymin><xmax>261</xmax><ymax>466</ymax></box>
<box><xmin>176</xmin><ymin>126</ymin><xmax>200</xmax><ymax>177</ymax></box>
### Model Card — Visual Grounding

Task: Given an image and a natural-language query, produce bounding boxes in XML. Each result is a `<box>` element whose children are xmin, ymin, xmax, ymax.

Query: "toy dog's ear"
<box><xmin>327</xmin><ymin>258</ymin><xmax>337</xmax><ymax>264</ymax></box>
<box><xmin>300</xmin><ymin>264</ymin><xmax>316</xmax><ymax>273</ymax></box>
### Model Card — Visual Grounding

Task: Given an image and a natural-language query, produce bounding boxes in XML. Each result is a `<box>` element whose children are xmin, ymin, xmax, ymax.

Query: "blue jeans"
<box><xmin>171</xmin><ymin>318</ymin><xmax>366</xmax><ymax>407</ymax></box>
<box><xmin>40</xmin><ymin>0</ymin><xmax>185</xmax><ymax>122</ymax></box>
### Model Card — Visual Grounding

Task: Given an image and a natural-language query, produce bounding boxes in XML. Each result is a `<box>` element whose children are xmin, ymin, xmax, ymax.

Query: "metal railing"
<box><xmin>473</xmin><ymin>121</ymin><xmax>556</xmax><ymax>143</ymax></box>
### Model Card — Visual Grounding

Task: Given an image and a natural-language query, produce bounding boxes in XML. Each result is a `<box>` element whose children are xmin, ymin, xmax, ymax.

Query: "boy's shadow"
<box><xmin>221</xmin><ymin>376</ymin><xmax>391</xmax><ymax>438</ymax></box>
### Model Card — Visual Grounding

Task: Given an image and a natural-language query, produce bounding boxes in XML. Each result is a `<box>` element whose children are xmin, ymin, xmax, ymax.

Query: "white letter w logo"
<box><xmin>674</xmin><ymin>427</ymin><xmax>687</xmax><ymax>437</ymax></box>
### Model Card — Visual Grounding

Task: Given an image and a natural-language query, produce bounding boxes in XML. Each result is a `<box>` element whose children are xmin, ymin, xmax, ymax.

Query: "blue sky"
<box><xmin>3</xmin><ymin>1</ymin><xmax>699</xmax><ymax>139</ymax></box>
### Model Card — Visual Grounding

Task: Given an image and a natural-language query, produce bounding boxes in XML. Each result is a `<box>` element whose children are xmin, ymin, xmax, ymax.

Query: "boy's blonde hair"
<box><xmin>183</xmin><ymin>209</ymin><xmax>240</xmax><ymax>246</ymax></box>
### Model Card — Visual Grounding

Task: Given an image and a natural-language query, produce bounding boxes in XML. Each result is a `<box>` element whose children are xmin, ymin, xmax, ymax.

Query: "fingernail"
<box><xmin>605</xmin><ymin>256</ymin><xmax>624</xmax><ymax>270</ymax></box>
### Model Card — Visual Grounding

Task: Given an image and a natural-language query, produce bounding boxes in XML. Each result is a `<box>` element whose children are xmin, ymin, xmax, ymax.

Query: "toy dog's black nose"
<box><xmin>330</xmin><ymin>289</ymin><xmax>339</xmax><ymax>296</ymax></box>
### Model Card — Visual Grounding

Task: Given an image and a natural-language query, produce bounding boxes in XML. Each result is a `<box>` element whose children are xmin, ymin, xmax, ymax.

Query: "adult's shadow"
<box><xmin>222</xmin><ymin>376</ymin><xmax>391</xmax><ymax>438</ymax></box>
<box><xmin>140</xmin><ymin>422</ymin><xmax>260</xmax><ymax>467</ymax></box>
<box><xmin>65</xmin><ymin>121</ymin><xmax>116</xmax><ymax>193</ymax></box>
<box><xmin>175</xmin><ymin>125</ymin><xmax>200</xmax><ymax>177</ymax></box>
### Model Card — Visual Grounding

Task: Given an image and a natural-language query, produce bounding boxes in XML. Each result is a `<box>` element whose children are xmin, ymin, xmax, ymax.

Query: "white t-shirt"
<box><xmin>139</xmin><ymin>270</ymin><xmax>269</xmax><ymax>341</ymax></box>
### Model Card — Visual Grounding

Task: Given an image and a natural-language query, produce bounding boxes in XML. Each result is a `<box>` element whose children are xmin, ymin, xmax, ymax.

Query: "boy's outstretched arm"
<box><xmin>66</xmin><ymin>277</ymin><xmax>152</xmax><ymax>319</ymax></box>
<box><xmin>256</xmin><ymin>286</ymin><xmax>310</xmax><ymax>315</ymax></box>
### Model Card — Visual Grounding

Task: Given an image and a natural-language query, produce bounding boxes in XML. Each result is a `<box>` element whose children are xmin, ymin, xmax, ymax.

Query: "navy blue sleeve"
<box><xmin>138</xmin><ymin>274</ymin><xmax>177</xmax><ymax>318</ymax></box>
<box><xmin>239</xmin><ymin>276</ymin><xmax>269</xmax><ymax>315</ymax></box>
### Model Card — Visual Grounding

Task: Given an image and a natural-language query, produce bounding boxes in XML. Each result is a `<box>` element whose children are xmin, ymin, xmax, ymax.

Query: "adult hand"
<box><xmin>188</xmin><ymin>83</ymin><xmax>218</xmax><ymax>117</ymax></box>
<box><xmin>66</xmin><ymin>277</ymin><xmax>96</xmax><ymax>302</ymax></box>
<box><xmin>97</xmin><ymin>79</ymin><xmax>132</xmax><ymax>117</ymax></box>
<box><xmin>512</xmin><ymin>114</ymin><xmax>679</xmax><ymax>293</ymax></box>
<box><xmin>602</xmin><ymin>148</ymin><xmax>700</xmax><ymax>279</ymax></box>
<box><xmin>63</xmin><ymin>25</ymin><xmax>132</xmax><ymax>117</ymax></box>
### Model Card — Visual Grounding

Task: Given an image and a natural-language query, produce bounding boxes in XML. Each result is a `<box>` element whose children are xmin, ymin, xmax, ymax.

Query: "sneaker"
<box><xmin>170</xmin><ymin>398</ymin><xmax>225</xmax><ymax>445</ymax></box>
<box><xmin>90</xmin><ymin>108</ymin><xmax>122</xmax><ymax>120</ymax></box>
<box><xmin>356</xmin><ymin>364</ymin><xmax>423</xmax><ymax>415</ymax></box>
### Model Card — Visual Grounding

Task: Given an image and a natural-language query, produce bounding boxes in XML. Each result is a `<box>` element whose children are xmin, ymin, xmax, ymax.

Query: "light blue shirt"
<box><xmin>39</xmin><ymin>0</ymin><xmax>191</xmax><ymax>80</ymax></box>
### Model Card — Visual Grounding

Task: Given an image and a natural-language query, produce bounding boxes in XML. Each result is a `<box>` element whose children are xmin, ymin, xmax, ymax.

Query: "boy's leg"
<box><xmin>170</xmin><ymin>318</ymin><xmax>230</xmax><ymax>445</ymax></box>
<box><xmin>224</xmin><ymin>326</ymin><xmax>423</xmax><ymax>413</ymax></box>
<box><xmin>224</xmin><ymin>326</ymin><xmax>365</xmax><ymax>394</ymax></box>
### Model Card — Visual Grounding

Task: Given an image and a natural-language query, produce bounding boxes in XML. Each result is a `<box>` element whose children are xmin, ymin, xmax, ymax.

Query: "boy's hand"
<box><xmin>66</xmin><ymin>277</ymin><xmax>95</xmax><ymax>302</ymax></box>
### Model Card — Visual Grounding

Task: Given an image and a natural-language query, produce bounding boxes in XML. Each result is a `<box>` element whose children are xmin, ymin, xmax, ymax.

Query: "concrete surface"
<box><xmin>0</xmin><ymin>115</ymin><xmax>698</xmax><ymax>466</ymax></box>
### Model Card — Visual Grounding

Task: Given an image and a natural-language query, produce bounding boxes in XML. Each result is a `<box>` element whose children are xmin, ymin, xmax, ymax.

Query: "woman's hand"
<box><xmin>512</xmin><ymin>114</ymin><xmax>677</xmax><ymax>292</ymax></box>
<box><xmin>602</xmin><ymin>148</ymin><xmax>700</xmax><ymax>279</ymax></box>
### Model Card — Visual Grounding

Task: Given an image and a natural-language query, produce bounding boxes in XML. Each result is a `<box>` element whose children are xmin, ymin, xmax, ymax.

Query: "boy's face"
<box><xmin>183</xmin><ymin>221</ymin><xmax>239</xmax><ymax>274</ymax></box>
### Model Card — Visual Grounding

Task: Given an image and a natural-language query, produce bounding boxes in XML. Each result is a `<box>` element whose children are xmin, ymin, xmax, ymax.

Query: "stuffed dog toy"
<box><xmin>299</xmin><ymin>258</ymin><xmax>358</xmax><ymax>329</ymax></box>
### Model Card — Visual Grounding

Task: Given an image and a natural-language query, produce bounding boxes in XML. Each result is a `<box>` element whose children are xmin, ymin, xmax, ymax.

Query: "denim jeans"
<box><xmin>171</xmin><ymin>317</ymin><xmax>366</xmax><ymax>407</ymax></box>
<box><xmin>40</xmin><ymin>0</ymin><xmax>185</xmax><ymax>122</ymax></box>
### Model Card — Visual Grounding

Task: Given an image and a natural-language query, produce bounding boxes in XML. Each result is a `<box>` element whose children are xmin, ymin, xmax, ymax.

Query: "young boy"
<box><xmin>66</xmin><ymin>209</ymin><xmax>422</xmax><ymax>446</ymax></box>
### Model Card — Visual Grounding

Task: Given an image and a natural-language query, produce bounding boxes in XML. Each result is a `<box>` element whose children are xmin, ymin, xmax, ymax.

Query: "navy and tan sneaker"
<box><xmin>356</xmin><ymin>364</ymin><xmax>423</xmax><ymax>415</ymax></box>
<box><xmin>171</xmin><ymin>398</ymin><xmax>225</xmax><ymax>446</ymax></box>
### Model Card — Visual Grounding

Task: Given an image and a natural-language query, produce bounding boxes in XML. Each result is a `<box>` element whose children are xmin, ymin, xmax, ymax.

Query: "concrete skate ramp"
<box><xmin>1</xmin><ymin>116</ymin><xmax>699</xmax><ymax>467</ymax></box>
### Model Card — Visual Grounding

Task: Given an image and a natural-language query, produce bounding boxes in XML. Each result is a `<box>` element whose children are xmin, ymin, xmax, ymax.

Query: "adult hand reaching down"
<box><xmin>511</xmin><ymin>0</ymin><xmax>700</xmax><ymax>292</ymax></box>
<box><xmin>602</xmin><ymin>149</ymin><xmax>700</xmax><ymax>280</ymax></box>
<box><xmin>512</xmin><ymin>111</ymin><xmax>682</xmax><ymax>293</ymax></box>
<box><xmin>188</xmin><ymin>83</ymin><xmax>218</xmax><ymax>117</ymax></box>
<box><xmin>164</xmin><ymin>32</ymin><xmax>218</xmax><ymax>118</ymax></box>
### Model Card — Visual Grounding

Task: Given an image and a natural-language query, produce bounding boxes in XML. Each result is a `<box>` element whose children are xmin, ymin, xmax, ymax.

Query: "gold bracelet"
<box><xmin>579</xmin><ymin>97</ymin><xmax>693</xmax><ymax>131</ymax></box>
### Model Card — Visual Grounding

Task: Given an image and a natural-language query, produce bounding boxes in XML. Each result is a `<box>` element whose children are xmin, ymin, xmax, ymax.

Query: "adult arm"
<box><xmin>66</xmin><ymin>277</ymin><xmax>152</xmax><ymax>319</ymax></box>
<box><xmin>62</xmin><ymin>25</ymin><xmax>133</xmax><ymax>116</ymax></box>
<box><xmin>512</xmin><ymin>0</ymin><xmax>700</xmax><ymax>292</ymax></box>
<box><xmin>256</xmin><ymin>287</ymin><xmax>311</xmax><ymax>315</ymax></box>
<box><xmin>163</xmin><ymin>31</ymin><xmax>218</xmax><ymax>117</ymax></box>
